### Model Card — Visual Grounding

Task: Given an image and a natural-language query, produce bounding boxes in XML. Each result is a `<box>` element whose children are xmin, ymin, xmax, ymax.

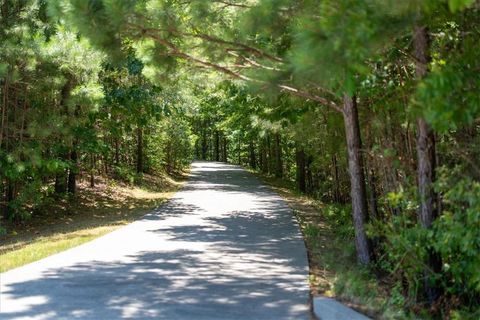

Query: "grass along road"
<box><xmin>0</xmin><ymin>173</ymin><xmax>186</xmax><ymax>273</ymax></box>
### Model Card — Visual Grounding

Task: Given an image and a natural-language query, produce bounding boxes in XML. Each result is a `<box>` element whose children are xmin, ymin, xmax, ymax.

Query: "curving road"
<box><xmin>0</xmin><ymin>162</ymin><xmax>310</xmax><ymax>320</ymax></box>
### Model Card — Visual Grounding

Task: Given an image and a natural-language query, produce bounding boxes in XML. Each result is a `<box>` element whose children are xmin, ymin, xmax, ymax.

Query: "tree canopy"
<box><xmin>1</xmin><ymin>0</ymin><xmax>479</xmax><ymax>318</ymax></box>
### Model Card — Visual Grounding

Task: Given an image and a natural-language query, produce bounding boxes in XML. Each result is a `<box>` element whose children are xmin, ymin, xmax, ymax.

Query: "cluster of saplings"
<box><xmin>1</xmin><ymin>0</ymin><xmax>479</xmax><ymax>318</ymax></box>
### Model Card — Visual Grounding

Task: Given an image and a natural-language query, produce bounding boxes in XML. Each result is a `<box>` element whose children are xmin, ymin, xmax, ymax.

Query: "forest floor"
<box><xmin>0</xmin><ymin>172</ymin><xmax>187</xmax><ymax>272</ymax></box>
<box><xmin>253</xmin><ymin>173</ymin><xmax>405</xmax><ymax>320</ymax></box>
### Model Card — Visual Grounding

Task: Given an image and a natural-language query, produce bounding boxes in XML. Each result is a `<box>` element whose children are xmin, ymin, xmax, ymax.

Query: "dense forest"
<box><xmin>1</xmin><ymin>0</ymin><xmax>479</xmax><ymax>318</ymax></box>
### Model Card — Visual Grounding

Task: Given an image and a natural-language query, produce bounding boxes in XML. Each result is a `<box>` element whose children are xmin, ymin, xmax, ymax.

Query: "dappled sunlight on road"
<box><xmin>0</xmin><ymin>161</ymin><xmax>310</xmax><ymax>320</ymax></box>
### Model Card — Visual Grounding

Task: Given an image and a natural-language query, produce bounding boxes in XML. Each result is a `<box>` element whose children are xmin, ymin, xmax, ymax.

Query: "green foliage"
<box><xmin>416</xmin><ymin>18</ymin><xmax>480</xmax><ymax>132</ymax></box>
<box><xmin>323</xmin><ymin>204</ymin><xmax>355</xmax><ymax>239</ymax></box>
<box><xmin>433</xmin><ymin>168</ymin><xmax>480</xmax><ymax>296</ymax></box>
<box><xmin>447</xmin><ymin>0</ymin><xmax>477</xmax><ymax>12</ymax></box>
<box><xmin>1</xmin><ymin>1</ymin><xmax>479</xmax><ymax>317</ymax></box>
<box><xmin>303</xmin><ymin>223</ymin><xmax>321</xmax><ymax>246</ymax></box>
<box><xmin>290</xmin><ymin>0</ymin><xmax>391</xmax><ymax>94</ymax></box>
<box><xmin>371</xmin><ymin>167</ymin><xmax>480</xmax><ymax>315</ymax></box>
<box><xmin>113</xmin><ymin>165</ymin><xmax>136</xmax><ymax>184</ymax></box>
<box><xmin>372</xmin><ymin>214</ymin><xmax>430</xmax><ymax>302</ymax></box>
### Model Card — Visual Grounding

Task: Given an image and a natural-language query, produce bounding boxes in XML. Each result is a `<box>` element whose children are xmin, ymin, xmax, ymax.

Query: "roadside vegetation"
<box><xmin>0</xmin><ymin>172</ymin><xmax>186</xmax><ymax>272</ymax></box>
<box><xmin>1</xmin><ymin>1</ymin><xmax>479</xmax><ymax>318</ymax></box>
<box><xmin>255</xmin><ymin>174</ymin><xmax>405</xmax><ymax>319</ymax></box>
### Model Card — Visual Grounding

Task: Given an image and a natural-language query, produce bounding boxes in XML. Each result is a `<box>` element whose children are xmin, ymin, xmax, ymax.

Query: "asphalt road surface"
<box><xmin>0</xmin><ymin>162</ymin><xmax>310</xmax><ymax>320</ymax></box>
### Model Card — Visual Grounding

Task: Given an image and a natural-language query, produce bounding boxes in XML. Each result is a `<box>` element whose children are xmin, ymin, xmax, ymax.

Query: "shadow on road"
<box><xmin>1</xmin><ymin>162</ymin><xmax>309</xmax><ymax>320</ymax></box>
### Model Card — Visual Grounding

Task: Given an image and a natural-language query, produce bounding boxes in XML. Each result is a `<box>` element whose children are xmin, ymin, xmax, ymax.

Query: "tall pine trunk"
<box><xmin>342</xmin><ymin>94</ymin><xmax>371</xmax><ymax>265</ymax></box>
<box><xmin>413</xmin><ymin>23</ymin><xmax>441</xmax><ymax>304</ymax></box>
<box><xmin>413</xmin><ymin>24</ymin><xmax>437</xmax><ymax>229</ymax></box>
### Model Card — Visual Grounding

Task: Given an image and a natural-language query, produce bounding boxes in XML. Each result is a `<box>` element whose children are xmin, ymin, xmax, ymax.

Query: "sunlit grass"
<box><xmin>0</xmin><ymin>227</ymin><xmax>115</xmax><ymax>273</ymax></box>
<box><xmin>0</xmin><ymin>172</ymin><xmax>186</xmax><ymax>273</ymax></box>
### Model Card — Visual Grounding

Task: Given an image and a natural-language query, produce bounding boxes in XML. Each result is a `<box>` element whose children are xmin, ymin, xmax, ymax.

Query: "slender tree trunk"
<box><xmin>115</xmin><ymin>137</ymin><xmax>120</xmax><ymax>165</ymax></box>
<box><xmin>166</xmin><ymin>141</ymin><xmax>172</xmax><ymax>173</ymax></box>
<box><xmin>367</xmin><ymin>168</ymin><xmax>379</xmax><ymax>220</ymax></box>
<box><xmin>55</xmin><ymin>161</ymin><xmax>68</xmax><ymax>194</ymax></box>
<box><xmin>413</xmin><ymin>23</ymin><xmax>441</xmax><ymax>304</ymax></box>
<box><xmin>90</xmin><ymin>153</ymin><xmax>95</xmax><ymax>188</ymax></box>
<box><xmin>237</xmin><ymin>135</ymin><xmax>241</xmax><ymax>164</ymax></box>
<box><xmin>4</xmin><ymin>180</ymin><xmax>14</xmax><ymax>219</ymax></box>
<box><xmin>215</xmin><ymin>131</ymin><xmax>220</xmax><ymax>161</ymax></box>
<box><xmin>267</xmin><ymin>135</ymin><xmax>273</xmax><ymax>174</ymax></box>
<box><xmin>260</xmin><ymin>139</ymin><xmax>268</xmax><ymax>173</ymax></box>
<box><xmin>0</xmin><ymin>75</ymin><xmax>8</xmax><ymax>147</ymax></box>
<box><xmin>136</xmin><ymin>127</ymin><xmax>143</xmax><ymax>174</ymax></box>
<box><xmin>296</xmin><ymin>146</ymin><xmax>306</xmax><ymax>192</ymax></box>
<box><xmin>222</xmin><ymin>137</ymin><xmax>227</xmax><ymax>162</ymax></box>
<box><xmin>274</xmin><ymin>133</ymin><xmax>283</xmax><ymax>178</ymax></box>
<box><xmin>249</xmin><ymin>139</ymin><xmax>256</xmax><ymax>169</ymax></box>
<box><xmin>342</xmin><ymin>93</ymin><xmax>371</xmax><ymax>265</ymax></box>
<box><xmin>67</xmin><ymin>148</ymin><xmax>77</xmax><ymax>194</ymax></box>
<box><xmin>1</xmin><ymin>76</ymin><xmax>8</xmax><ymax>218</ymax></box>
<box><xmin>55</xmin><ymin>78</ymin><xmax>74</xmax><ymax>195</ymax></box>
<box><xmin>414</xmin><ymin>24</ymin><xmax>437</xmax><ymax>228</ymax></box>
<box><xmin>332</xmin><ymin>154</ymin><xmax>341</xmax><ymax>202</ymax></box>
<box><xmin>201</xmin><ymin>128</ymin><xmax>207</xmax><ymax>160</ymax></box>
<box><xmin>306</xmin><ymin>155</ymin><xmax>313</xmax><ymax>194</ymax></box>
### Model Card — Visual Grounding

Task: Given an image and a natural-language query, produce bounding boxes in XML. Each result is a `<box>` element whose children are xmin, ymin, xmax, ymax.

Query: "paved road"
<box><xmin>0</xmin><ymin>162</ymin><xmax>310</xmax><ymax>320</ymax></box>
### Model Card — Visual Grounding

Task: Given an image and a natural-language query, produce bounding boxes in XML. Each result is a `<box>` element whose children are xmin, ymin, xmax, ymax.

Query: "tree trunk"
<box><xmin>90</xmin><ymin>153</ymin><xmax>95</xmax><ymax>188</ymax></box>
<box><xmin>332</xmin><ymin>154</ymin><xmax>341</xmax><ymax>202</ymax></box>
<box><xmin>115</xmin><ymin>137</ymin><xmax>120</xmax><ymax>165</ymax></box>
<box><xmin>55</xmin><ymin>167</ymin><xmax>68</xmax><ymax>194</ymax></box>
<box><xmin>0</xmin><ymin>75</ymin><xmax>8</xmax><ymax>147</ymax></box>
<box><xmin>296</xmin><ymin>146</ymin><xmax>306</xmax><ymax>192</ymax></box>
<box><xmin>237</xmin><ymin>135</ymin><xmax>241</xmax><ymax>164</ymax></box>
<box><xmin>4</xmin><ymin>180</ymin><xmax>14</xmax><ymax>220</ymax></box>
<box><xmin>215</xmin><ymin>131</ymin><xmax>220</xmax><ymax>161</ymax></box>
<box><xmin>367</xmin><ymin>168</ymin><xmax>379</xmax><ymax>220</ymax></box>
<box><xmin>55</xmin><ymin>78</ymin><xmax>74</xmax><ymax>195</ymax></box>
<box><xmin>249</xmin><ymin>140</ymin><xmax>256</xmax><ymax>169</ymax></box>
<box><xmin>267</xmin><ymin>135</ymin><xmax>274</xmax><ymax>174</ymax></box>
<box><xmin>305</xmin><ymin>155</ymin><xmax>313</xmax><ymax>193</ymax></box>
<box><xmin>413</xmin><ymin>23</ymin><xmax>441</xmax><ymax>304</ymax></box>
<box><xmin>222</xmin><ymin>137</ymin><xmax>228</xmax><ymax>162</ymax></box>
<box><xmin>342</xmin><ymin>93</ymin><xmax>371</xmax><ymax>265</ymax></box>
<box><xmin>201</xmin><ymin>126</ymin><xmax>208</xmax><ymax>160</ymax></box>
<box><xmin>136</xmin><ymin>127</ymin><xmax>143</xmax><ymax>174</ymax></box>
<box><xmin>67</xmin><ymin>148</ymin><xmax>77</xmax><ymax>194</ymax></box>
<box><xmin>274</xmin><ymin>133</ymin><xmax>283</xmax><ymax>178</ymax></box>
<box><xmin>413</xmin><ymin>24</ymin><xmax>437</xmax><ymax>228</ymax></box>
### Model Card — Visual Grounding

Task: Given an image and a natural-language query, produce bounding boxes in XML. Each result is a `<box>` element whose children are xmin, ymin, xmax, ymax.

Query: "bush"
<box><xmin>432</xmin><ymin>173</ymin><xmax>480</xmax><ymax>299</ymax></box>
<box><xmin>113</xmin><ymin>165</ymin><xmax>136</xmax><ymax>184</ymax></box>
<box><xmin>323</xmin><ymin>203</ymin><xmax>355</xmax><ymax>239</ymax></box>
<box><xmin>370</xmin><ymin>167</ymin><xmax>480</xmax><ymax>316</ymax></box>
